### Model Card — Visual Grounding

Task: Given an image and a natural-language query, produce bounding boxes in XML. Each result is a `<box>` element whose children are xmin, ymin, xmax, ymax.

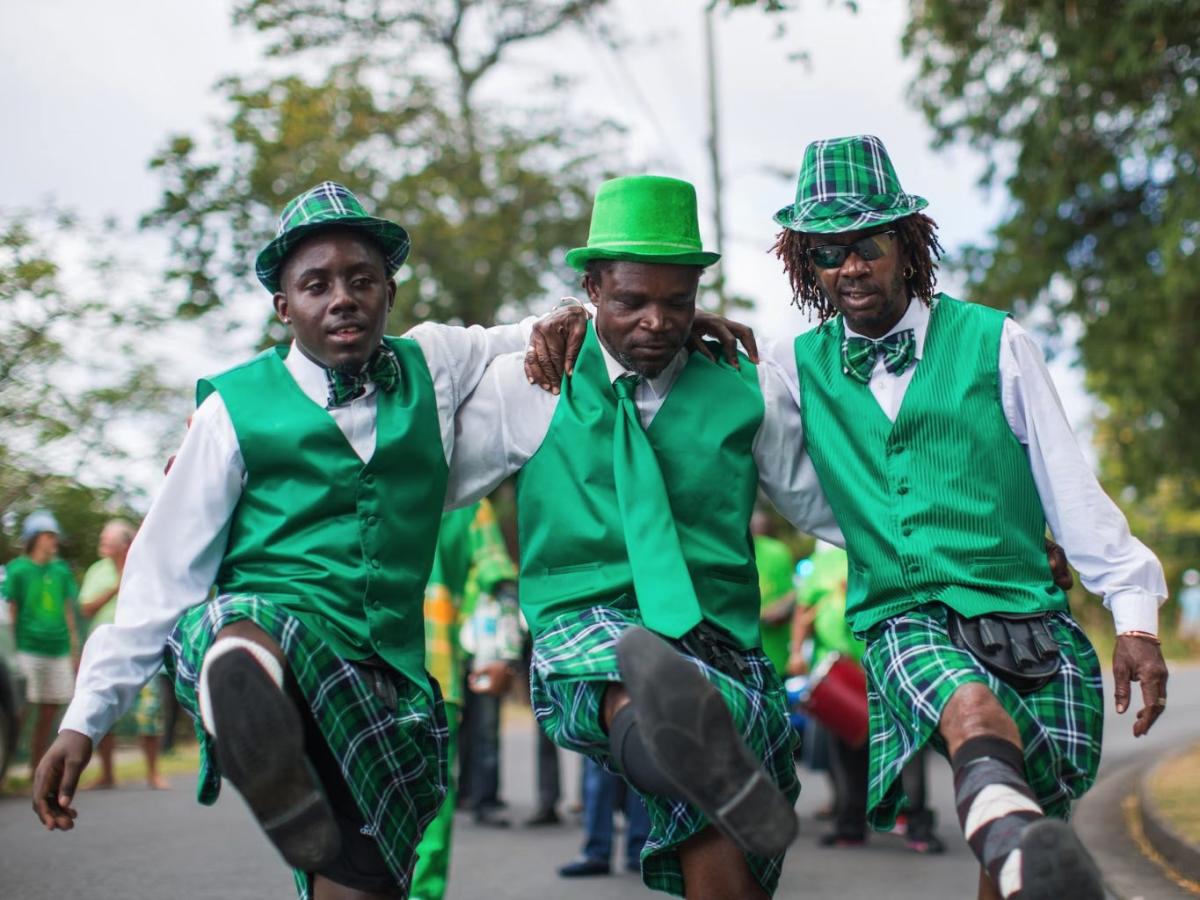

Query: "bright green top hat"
<box><xmin>565</xmin><ymin>175</ymin><xmax>720</xmax><ymax>271</ymax></box>
<box><xmin>774</xmin><ymin>134</ymin><xmax>928</xmax><ymax>235</ymax></box>
<box><xmin>255</xmin><ymin>182</ymin><xmax>411</xmax><ymax>293</ymax></box>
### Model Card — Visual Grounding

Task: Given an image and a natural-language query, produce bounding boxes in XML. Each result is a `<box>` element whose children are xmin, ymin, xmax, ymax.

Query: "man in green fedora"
<box><xmin>448</xmin><ymin>173</ymin><xmax>846</xmax><ymax>898</ymax></box>
<box><xmin>763</xmin><ymin>134</ymin><xmax>1169</xmax><ymax>899</ymax></box>
<box><xmin>30</xmin><ymin>180</ymin><xmax>593</xmax><ymax>899</ymax></box>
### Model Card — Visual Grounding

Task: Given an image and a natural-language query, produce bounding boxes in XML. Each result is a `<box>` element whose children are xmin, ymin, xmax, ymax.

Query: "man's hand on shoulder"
<box><xmin>1112</xmin><ymin>633</ymin><xmax>1169</xmax><ymax>737</ymax></box>
<box><xmin>525</xmin><ymin>302</ymin><xmax>590</xmax><ymax>394</ymax></box>
<box><xmin>32</xmin><ymin>730</ymin><xmax>93</xmax><ymax>831</ymax></box>
<box><xmin>689</xmin><ymin>311</ymin><xmax>759</xmax><ymax>368</ymax></box>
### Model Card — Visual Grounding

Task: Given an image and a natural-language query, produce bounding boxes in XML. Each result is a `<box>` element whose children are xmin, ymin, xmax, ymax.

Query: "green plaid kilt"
<box><xmin>529</xmin><ymin>603</ymin><xmax>799</xmax><ymax>897</ymax></box>
<box><xmin>861</xmin><ymin>604</ymin><xmax>1103</xmax><ymax>830</ymax></box>
<box><xmin>163</xmin><ymin>594</ymin><xmax>449</xmax><ymax>900</ymax></box>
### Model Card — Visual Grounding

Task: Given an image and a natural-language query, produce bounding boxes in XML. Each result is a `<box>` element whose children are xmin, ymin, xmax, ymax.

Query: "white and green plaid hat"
<box><xmin>255</xmin><ymin>182</ymin><xmax>411</xmax><ymax>292</ymax></box>
<box><xmin>774</xmin><ymin>135</ymin><xmax>928</xmax><ymax>235</ymax></box>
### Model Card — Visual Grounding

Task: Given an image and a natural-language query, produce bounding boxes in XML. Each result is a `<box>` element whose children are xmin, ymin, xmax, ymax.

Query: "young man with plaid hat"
<box><xmin>449</xmin><ymin>174</ymin><xmax>848</xmax><ymax>899</ymax></box>
<box><xmin>763</xmin><ymin>134</ymin><xmax>1169</xmax><ymax>900</ymax></box>
<box><xmin>30</xmin><ymin>182</ymin><xmax>591</xmax><ymax>899</ymax></box>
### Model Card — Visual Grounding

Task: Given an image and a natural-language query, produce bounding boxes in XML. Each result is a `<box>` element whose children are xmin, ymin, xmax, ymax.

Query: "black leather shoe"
<box><xmin>558</xmin><ymin>858</ymin><xmax>611</xmax><ymax>877</ymax></box>
<box><xmin>525</xmin><ymin>807</ymin><xmax>561</xmax><ymax>827</ymax></box>
<box><xmin>473</xmin><ymin>807</ymin><xmax>511</xmax><ymax>828</ymax></box>
<box><xmin>615</xmin><ymin>626</ymin><xmax>798</xmax><ymax>858</ymax></box>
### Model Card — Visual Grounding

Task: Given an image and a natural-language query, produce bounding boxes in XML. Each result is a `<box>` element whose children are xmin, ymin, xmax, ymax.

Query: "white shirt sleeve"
<box><xmin>444</xmin><ymin>351</ymin><xmax>559</xmax><ymax>509</ymax></box>
<box><xmin>754</xmin><ymin>343</ymin><xmax>845</xmax><ymax>546</ymax></box>
<box><xmin>999</xmin><ymin>318</ymin><xmax>1167</xmax><ymax>634</ymax></box>
<box><xmin>405</xmin><ymin>317</ymin><xmax>538</xmax><ymax>464</ymax></box>
<box><xmin>59</xmin><ymin>394</ymin><xmax>244</xmax><ymax>742</ymax></box>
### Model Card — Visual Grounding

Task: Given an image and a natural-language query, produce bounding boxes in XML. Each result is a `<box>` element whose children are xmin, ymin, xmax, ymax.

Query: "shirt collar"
<box><xmin>595</xmin><ymin>333</ymin><xmax>689</xmax><ymax>399</ymax></box>
<box><xmin>283</xmin><ymin>340</ymin><xmax>377</xmax><ymax>408</ymax></box>
<box><xmin>843</xmin><ymin>296</ymin><xmax>931</xmax><ymax>360</ymax></box>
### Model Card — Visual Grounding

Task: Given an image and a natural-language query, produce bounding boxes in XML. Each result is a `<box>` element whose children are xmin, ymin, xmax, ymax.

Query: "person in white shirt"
<box><xmin>764</xmin><ymin>135</ymin><xmax>1168</xmax><ymax>900</ymax></box>
<box><xmin>29</xmin><ymin>182</ymin><xmax>583</xmax><ymax>900</ymax></box>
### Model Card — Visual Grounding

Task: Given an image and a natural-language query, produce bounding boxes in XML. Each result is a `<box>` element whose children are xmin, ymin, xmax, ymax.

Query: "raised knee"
<box><xmin>940</xmin><ymin>684</ymin><xmax>1019</xmax><ymax>749</ymax></box>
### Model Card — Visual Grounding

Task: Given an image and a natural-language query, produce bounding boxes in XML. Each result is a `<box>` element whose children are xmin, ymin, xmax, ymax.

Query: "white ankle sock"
<box><xmin>197</xmin><ymin>636</ymin><xmax>285</xmax><ymax>738</ymax></box>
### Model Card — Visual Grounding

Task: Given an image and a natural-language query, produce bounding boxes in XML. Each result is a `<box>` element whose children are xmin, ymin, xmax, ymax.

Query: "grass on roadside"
<box><xmin>1</xmin><ymin>743</ymin><xmax>200</xmax><ymax>798</ymax></box>
<box><xmin>1148</xmin><ymin>742</ymin><xmax>1200</xmax><ymax>845</ymax></box>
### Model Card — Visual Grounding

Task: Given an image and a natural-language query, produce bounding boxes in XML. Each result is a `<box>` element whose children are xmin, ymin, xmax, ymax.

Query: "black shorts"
<box><xmin>298</xmin><ymin>663</ymin><xmax>408</xmax><ymax>896</ymax></box>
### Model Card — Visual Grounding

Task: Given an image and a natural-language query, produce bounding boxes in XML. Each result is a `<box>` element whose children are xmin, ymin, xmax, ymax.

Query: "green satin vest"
<box><xmin>794</xmin><ymin>295</ymin><xmax>1066</xmax><ymax>636</ymax></box>
<box><xmin>197</xmin><ymin>337</ymin><xmax>448</xmax><ymax>694</ymax></box>
<box><xmin>516</xmin><ymin>325</ymin><xmax>765</xmax><ymax>647</ymax></box>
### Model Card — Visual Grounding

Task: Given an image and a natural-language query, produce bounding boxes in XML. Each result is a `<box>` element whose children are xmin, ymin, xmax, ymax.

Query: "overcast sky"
<box><xmin>1</xmin><ymin>0</ymin><xmax>1093</xmax><ymax>498</ymax></box>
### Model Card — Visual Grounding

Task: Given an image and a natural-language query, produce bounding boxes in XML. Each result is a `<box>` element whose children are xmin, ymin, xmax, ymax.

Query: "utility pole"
<box><xmin>703</xmin><ymin>2</ymin><xmax>728</xmax><ymax>314</ymax></box>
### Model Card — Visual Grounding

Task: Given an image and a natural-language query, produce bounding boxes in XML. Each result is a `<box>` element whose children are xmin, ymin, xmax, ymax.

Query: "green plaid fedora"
<box><xmin>773</xmin><ymin>135</ymin><xmax>928</xmax><ymax>234</ymax></box>
<box><xmin>255</xmin><ymin>182</ymin><xmax>411</xmax><ymax>292</ymax></box>
<box><xmin>565</xmin><ymin>175</ymin><xmax>720</xmax><ymax>271</ymax></box>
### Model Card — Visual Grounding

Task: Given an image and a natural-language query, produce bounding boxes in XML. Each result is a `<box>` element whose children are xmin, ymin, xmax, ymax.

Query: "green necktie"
<box><xmin>841</xmin><ymin>328</ymin><xmax>916</xmax><ymax>384</ymax></box>
<box><xmin>611</xmin><ymin>374</ymin><xmax>704</xmax><ymax>638</ymax></box>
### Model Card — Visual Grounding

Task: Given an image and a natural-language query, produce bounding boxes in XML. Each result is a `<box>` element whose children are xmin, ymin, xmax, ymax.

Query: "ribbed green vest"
<box><xmin>197</xmin><ymin>337</ymin><xmax>448</xmax><ymax>695</ymax></box>
<box><xmin>794</xmin><ymin>296</ymin><xmax>1066</xmax><ymax>636</ymax></box>
<box><xmin>516</xmin><ymin>325</ymin><xmax>765</xmax><ymax>647</ymax></box>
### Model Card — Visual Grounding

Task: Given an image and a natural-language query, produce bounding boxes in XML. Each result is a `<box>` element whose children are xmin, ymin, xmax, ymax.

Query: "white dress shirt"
<box><xmin>63</xmin><ymin>318</ymin><xmax>535</xmax><ymax>742</ymax></box>
<box><xmin>758</xmin><ymin>297</ymin><xmax>1167</xmax><ymax>635</ymax></box>
<box><xmin>445</xmin><ymin>330</ymin><xmax>844</xmax><ymax>544</ymax></box>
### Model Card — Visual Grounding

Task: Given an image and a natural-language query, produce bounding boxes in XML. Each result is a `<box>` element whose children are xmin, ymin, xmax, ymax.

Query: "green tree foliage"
<box><xmin>0</xmin><ymin>211</ymin><xmax>180</xmax><ymax>551</ymax></box>
<box><xmin>902</xmin><ymin>3</ymin><xmax>1200</xmax><ymax>555</ymax></box>
<box><xmin>144</xmin><ymin>0</ymin><xmax>623</xmax><ymax>338</ymax></box>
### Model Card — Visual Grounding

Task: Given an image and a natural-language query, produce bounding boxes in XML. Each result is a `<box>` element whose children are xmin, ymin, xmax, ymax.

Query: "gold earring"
<box><xmin>903</xmin><ymin>265</ymin><xmax>915</xmax><ymax>279</ymax></box>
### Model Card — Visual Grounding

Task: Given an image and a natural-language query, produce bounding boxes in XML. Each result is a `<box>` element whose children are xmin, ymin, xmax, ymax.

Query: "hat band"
<box><xmin>585</xmin><ymin>238</ymin><xmax>702</xmax><ymax>251</ymax></box>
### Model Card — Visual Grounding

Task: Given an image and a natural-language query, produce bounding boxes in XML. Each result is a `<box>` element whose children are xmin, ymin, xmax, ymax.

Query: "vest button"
<box><xmin>365</xmin><ymin>515</ymin><xmax>378</xmax><ymax>527</ymax></box>
<box><xmin>902</xmin><ymin>527</ymin><xmax>913</xmax><ymax>537</ymax></box>
<box><xmin>371</xmin><ymin>558</ymin><xmax>381</xmax><ymax>569</ymax></box>
<box><xmin>892</xmin><ymin>445</ymin><xmax>905</xmax><ymax>455</ymax></box>
<box><xmin>908</xmin><ymin>562</ymin><xmax>920</xmax><ymax>573</ymax></box>
<box><xmin>897</xmin><ymin>486</ymin><xmax>909</xmax><ymax>495</ymax></box>
<box><xmin>363</xmin><ymin>474</ymin><xmax>376</xmax><ymax>487</ymax></box>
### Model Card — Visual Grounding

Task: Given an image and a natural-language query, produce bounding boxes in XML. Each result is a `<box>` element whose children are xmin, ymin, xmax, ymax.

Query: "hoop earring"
<box><xmin>903</xmin><ymin>265</ymin><xmax>915</xmax><ymax>280</ymax></box>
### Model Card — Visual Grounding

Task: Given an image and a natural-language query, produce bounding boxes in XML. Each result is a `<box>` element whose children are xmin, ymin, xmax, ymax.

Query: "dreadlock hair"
<box><xmin>770</xmin><ymin>213</ymin><xmax>945</xmax><ymax>322</ymax></box>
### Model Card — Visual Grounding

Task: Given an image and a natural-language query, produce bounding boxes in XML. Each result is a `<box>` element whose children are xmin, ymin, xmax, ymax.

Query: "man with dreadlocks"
<box><xmin>763</xmin><ymin>134</ymin><xmax>1168</xmax><ymax>900</ymax></box>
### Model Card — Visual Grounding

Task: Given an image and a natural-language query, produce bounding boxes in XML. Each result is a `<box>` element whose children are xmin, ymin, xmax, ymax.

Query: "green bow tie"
<box><xmin>841</xmin><ymin>328</ymin><xmax>916</xmax><ymax>384</ymax></box>
<box><xmin>325</xmin><ymin>345</ymin><xmax>402</xmax><ymax>409</ymax></box>
<box><xmin>611</xmin><ymin>374</ymin><xmax>704</xmax><ymax>639</ymax></box>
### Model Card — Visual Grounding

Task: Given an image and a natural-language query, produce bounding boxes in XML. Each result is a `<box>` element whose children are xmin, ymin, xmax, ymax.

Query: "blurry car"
<box><xmin>0</xmin><ymin>564</ymin><xmax>27</xmax><ymax>781</ymax></box>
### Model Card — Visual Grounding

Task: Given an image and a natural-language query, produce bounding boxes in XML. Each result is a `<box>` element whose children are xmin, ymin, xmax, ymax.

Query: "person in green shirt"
<box><xmin>751</xmin><ymin>509</ymin><xmax>796</xmax><ymax>676</ymax></box>
<box><xmin>412</xmin><ymin>498</ymin><xmax>520</xmax><ymax>900</ymax></box>
<box><xmin>77</xmin><ymin>519</ymin><xmax>169</xmax><ymax>791</ymax></box>
<box><xmin>4</xmin><ymin>510</ymin><xmax>79</xmax><ymax>774</ymax></box>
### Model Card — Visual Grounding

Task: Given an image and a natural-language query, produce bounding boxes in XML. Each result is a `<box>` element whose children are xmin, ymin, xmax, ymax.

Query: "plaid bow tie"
<box><xmin>841</xmin><ymin>329</ymin><xmax>916</xmax><ymax>384</ymax></box>
<box><xmin>325</xmin><ymin>345</ymin><xmax>402</xmax><ymax>409</ymax></box>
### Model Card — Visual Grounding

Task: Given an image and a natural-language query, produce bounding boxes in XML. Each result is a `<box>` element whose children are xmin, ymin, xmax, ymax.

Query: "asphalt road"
<box><xmin>1</xmin><ymin>666</ymin><xmax>1195</xmax><ymax>899</ymax></box>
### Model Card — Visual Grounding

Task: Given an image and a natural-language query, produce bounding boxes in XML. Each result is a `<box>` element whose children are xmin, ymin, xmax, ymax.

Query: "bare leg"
<box><xmin>601</xmin><ymin>683</ymin><xmax>631</xmax><ymax>731</ymax></box>
<box><xmin>313</xmin><ymin>876</ymin><xmax>398</xmax><ymax>899</ymax></box>
<box><xmin>29</xmin><ymin>704</ymin><xmax>61</xmax><ymax>775</ymax></box>
<box><xmin>214</xmin><ymin>620</ymin><xmax>286</xmax><ymax>668</ymax></box>
<box><xmin>140</xmin><ymin>735</ymin><xmax>169</xmax><ymax>789</ymax></box>
<box><xmin>978</xmin><ymin>866</ymin><xmax>1003</xmax><ymax>900</ymax></box>
<box><xmin>938</xmin><ymin>682</ymin><xmax>1023</xmax><ymax>756</ymax></box>
<box><xmin>84</xmin><ymin>733</ymin><xmax>118</xmax><ymax>788</ymax></box>
<box><xmin>678</xmin><ymin>826</ymin><xmax>768</xmax><ymax>900</ymax></box>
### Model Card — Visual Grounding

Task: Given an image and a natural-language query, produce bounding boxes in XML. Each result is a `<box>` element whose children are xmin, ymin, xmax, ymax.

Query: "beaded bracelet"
<box><xmin>1118</xmin><ymin>629</ymin><xmax>1161</xmax><ymax>645</ymax></box>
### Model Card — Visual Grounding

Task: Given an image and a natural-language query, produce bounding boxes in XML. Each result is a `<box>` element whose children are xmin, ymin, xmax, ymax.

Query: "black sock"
<box><xmin>609</xmin><ymin>704</ymin><xmax>685</xmax><ymax>802</ymax></box>
<box><xmin>951</xmin><ymin>736</ymin><xmax>1043</xmax><ymax>898</ymax></box>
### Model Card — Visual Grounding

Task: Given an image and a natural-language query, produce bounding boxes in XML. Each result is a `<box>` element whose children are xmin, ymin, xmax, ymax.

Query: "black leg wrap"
<box><xmin>950</xmin><ymin>735</ymin><xmax>1026</xmax><ymax>778</ymax></box>
<box><xmin>609</xmin><ymin>703</ymin><xmax>685</xmax><ymax>802</ymax></box>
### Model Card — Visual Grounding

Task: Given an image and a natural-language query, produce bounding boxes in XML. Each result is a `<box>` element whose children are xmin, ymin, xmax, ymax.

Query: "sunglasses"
<box><xmin>807</xmin><ymin>231</ymin><xmax>896</xmax><ymax>270</ymax></box>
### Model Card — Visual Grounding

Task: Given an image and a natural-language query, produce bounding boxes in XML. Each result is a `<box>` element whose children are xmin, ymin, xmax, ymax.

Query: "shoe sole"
<box><xmin>616</xmin><ymin>627</ymin><xmax>798</xmax><ymax>858</ymax></box>
<box><xmin>208</xmin><ymin>650</ymin><xmax>341</xmax><ymax>871</ymax></box>
<box><xmin>1017</xmin><ymin>818</ymin><xmax>1105</xmax><ymax>900</ymax></box>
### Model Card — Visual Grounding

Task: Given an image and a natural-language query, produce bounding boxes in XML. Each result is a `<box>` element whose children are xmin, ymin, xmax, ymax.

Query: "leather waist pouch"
<box><xmin>947</xmin><ymin>611</ymin><xmax>1062</xmax><ymax>694</ymax></box>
